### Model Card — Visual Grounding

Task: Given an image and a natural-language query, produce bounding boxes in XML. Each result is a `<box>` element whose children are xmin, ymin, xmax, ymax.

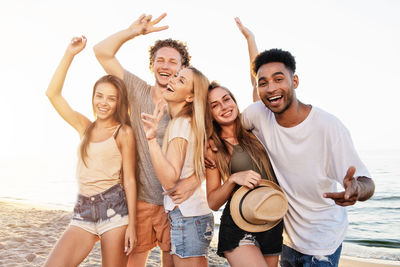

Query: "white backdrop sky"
<box><xmin>1</xmin><ymin>0</ymin><xmax>399</xmax><ymax>169</ymax></box>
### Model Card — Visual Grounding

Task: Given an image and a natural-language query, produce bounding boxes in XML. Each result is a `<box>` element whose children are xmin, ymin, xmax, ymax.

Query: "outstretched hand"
<box><xmin>234</xmin><ymin>17</ymin><xmax>254</xmax><ymax>40</ymax></box>
<box><xmin>129</xmin><ymin>13</ymin><xmax>169</xmax><ymax>36</ymax></box>
<box><xmin>141</xmin><ymin>100</ymin><xmax>167</xmax><ymax>141</ymax></box>
<box><xmin>67</xmin><ymin>36</ymin><xmax>87</xmax><ymax>56</ymax></box>
<box><xmin>323</xmin><ymin>166</ymin><xmax>360</xmax><ymax>206</ymax></box>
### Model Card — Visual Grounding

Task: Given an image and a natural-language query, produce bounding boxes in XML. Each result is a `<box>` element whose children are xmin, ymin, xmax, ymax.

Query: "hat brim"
<box><xmin>230</xmin><ymin>180</ymin><xmax>286</xmax><ymax>233</ymax></box>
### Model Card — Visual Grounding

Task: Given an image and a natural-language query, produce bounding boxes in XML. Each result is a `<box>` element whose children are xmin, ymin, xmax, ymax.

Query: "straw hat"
<box><xmin>230</xmin><ymin>180</ymin><xmax>288</xmax><ymax>232</ymax></box>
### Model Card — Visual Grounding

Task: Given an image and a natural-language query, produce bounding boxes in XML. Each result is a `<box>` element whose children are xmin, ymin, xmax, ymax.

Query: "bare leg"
<box><xmin>161</xmin><ymin>250</ymin><xmax>174</xmax><ymax>267</ymax></box>
<box><xmin>127</xmin><ymin>250</ymin><xmax>150</xmax><ymax>267</ymax></box>
<box><xmin>224</xmin><ymin>245</ymin><xmax>268</xmax><ymax>267</ymax></box>
<box><xmin>44</xmin><ymin>225</ymin><xmax>98</xmax><ymax>267</ymax></box>
<box><xmin>100</xmin><ymin>225</ymin><xmax>128</xmax><ymax>267</ymax></box>
<box><xmin>172</xmin><ymin>255</ymin><xmax>208</xmax><ymax>267</ymax></box>
<box><xmin>264</xmin><ymin>255</ymin><xmax>279</xmax><ymax>267</ymax></box>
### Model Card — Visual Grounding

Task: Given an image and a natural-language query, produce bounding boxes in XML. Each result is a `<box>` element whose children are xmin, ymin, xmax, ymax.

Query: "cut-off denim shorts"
<box><xmin>168</xmin><ymin>208</ymin><xmax>214</xmax><ymax>258</ymax></box>
<box><xmin>70</xmin><ymin>183</ymin><xmax>129</xmax><ymax>236</ymax></box>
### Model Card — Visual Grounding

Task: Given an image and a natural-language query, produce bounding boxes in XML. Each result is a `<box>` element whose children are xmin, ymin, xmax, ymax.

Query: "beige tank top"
<box><xmin>76</xmin><ymin>125</ymin><xmax>122</xmax><ymax>196</ymax></box>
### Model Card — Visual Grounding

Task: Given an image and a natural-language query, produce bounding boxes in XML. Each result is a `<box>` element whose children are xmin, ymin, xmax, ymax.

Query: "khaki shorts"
<box><xmin>132</xmin><ymin>200</ymin><xmax>171</xmax><ymax>253</ymax></box>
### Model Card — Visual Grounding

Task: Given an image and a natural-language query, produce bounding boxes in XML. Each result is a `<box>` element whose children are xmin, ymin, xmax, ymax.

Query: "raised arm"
<box><xmin>46</xmin><ymin>36</ymin><xmax>91</xmax><ymax>137</ymax></box>
<box><xmin>141</xmin><ymin>101</ymin><xmax>185</xmax><ymax>190</ymax></box>
<box><xmin>93</xmin><ymin>13</ymin><xmax>169</xmax><ymax>80</ymax></box>
<box><xmin>235</xmin><ymin>17</ymin><xmax>259</xmax><ymax>102</ymax></box>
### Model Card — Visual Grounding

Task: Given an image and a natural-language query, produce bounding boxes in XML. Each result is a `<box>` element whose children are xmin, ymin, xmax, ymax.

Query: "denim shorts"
<box><xmin>70</xmin><ymin>183</ymin><xmax>129</xmax><ymax>236</ymax></box>
<box><xmin>168</xmin><ymin>209</ymin><xmax>214</xmax><ymax>258</ymax></box>
<box><xmin>280</xmin><ymin>244</ymin><xmax>342</xmax><ymax>267</ymax></box>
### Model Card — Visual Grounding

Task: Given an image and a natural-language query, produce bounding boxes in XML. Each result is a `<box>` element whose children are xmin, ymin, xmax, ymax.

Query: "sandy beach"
<box><xmin>0</xmin><ymin>200</ymin><xmax>398</xmax><ymax>267</ymax></box>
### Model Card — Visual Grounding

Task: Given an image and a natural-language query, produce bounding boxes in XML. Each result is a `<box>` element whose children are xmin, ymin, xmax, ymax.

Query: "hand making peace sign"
<box><xmin>141</xmin><ymin>100</ymin><xmax>167</xmax><ymax>141</ymax></box>
<box><xmin>128</xmin><ymin>13</ymin><xmax>169</xmax><ymax>37</ymax></box>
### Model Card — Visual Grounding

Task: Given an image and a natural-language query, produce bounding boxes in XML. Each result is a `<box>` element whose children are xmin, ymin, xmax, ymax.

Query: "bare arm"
<box><xmin>206</xmin><ymin>149</ymin><xmax>235</xmax><ymax>211</ymax></box>
<box><xmin>206</xmin><ymin>148</ymin><xmax>262</xmax><ymax>211</ymax></box>
<box><xmin>163</xmin><ymin>173</ymin><xmax>200</xmax><ymax>204</ymax></box>
<box><xmin>324</xmin><ymin>166</ymin><xmax>375</xmax><ymax>206</ymax></box>
<box><xmin>235</xmin><ymin>17</ymin><xmax>259</xmax><ymax>102</ymax></box>
<box><xmin>141</xmin><ymin>101</ymin><xmax>186</xmax><ymax>190</ymax></box>
<box><xmin>93</xmin><ymin>13</ymin><xmax>168</xmax><ymax>80</ymax></box>
<box><xmin>117</xmin><ymin>125</ymin><xmax>137</xmax><ymax>255</ymax></box>
<box><xmin>148</xmin><ymin>137</ymin><xmax>188</xmax><ymax>191</ymax></box>
<box><xmin>46</xmin><ymin>36</ymin><xmax>91</xmax><ymax>137</ymax></box>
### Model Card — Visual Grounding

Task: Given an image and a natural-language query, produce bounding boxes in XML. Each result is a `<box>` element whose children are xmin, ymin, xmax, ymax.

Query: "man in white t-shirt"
<box><xmin>241</xmin><ymin>48</ymin><xmax>375</xmax><ymax>267</ymax></box>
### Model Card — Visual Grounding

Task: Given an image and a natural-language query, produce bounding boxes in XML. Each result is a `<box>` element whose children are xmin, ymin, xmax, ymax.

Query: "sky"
<box><xmin>1</xmin><ymin>0</ymin><xmax>400</xmax><ymax>182</ymax></box>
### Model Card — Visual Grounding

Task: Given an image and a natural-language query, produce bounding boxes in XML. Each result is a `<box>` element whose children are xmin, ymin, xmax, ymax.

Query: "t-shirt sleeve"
<box><xmin>168</xmin><ymin>117</ymin><xmax>191</xmax><ymax>142</ymax></box>
<box><xmin>241</xmin><ymin>101</ymin><xmax>261</xmax><ymax>130</ymax></box>
<box><xmin>327</xmin><ymin>119</ymin><xmax>371</xmax><ymax>185</ymax></box>
<box><xmin>123</xmin><ymin>69</ymin><xmax>151</xmax><ymax>103</ymax></box>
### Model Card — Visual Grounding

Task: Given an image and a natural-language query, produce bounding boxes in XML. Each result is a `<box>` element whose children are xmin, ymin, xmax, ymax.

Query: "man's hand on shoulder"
<box><xmin>204</xmin><ymin>139</ymin><xmax>217</xmax><ymax>169</ymax></box>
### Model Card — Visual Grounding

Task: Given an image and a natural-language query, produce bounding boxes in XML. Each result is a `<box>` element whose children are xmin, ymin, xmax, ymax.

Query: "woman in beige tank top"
<box><xmin>44</xmin><ymin>36</ymin><xmax>137</xmax><ymax>266</ymax></box>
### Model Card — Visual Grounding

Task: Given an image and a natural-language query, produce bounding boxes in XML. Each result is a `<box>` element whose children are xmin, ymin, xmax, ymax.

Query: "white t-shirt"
<box><xmin>242</xmin><ymin>102</ymin><xmax>371</xmax><ymax>255</ymax></box>
<box><xmin>163</xmin><ymin>117</ymin><xmax>211</xmax><ymax>217</ymax></box>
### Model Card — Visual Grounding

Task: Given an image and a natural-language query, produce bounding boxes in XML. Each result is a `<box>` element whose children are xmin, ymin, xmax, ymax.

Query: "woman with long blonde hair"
<box><xmin>45</xmin><ymin>36</ymin><xmax>137</xmax><ymax>267</ymax></box>
<box><xmin>141</xmin><ymin>66</ymin><xmax>214</xmax><ymax>267</ymax></box>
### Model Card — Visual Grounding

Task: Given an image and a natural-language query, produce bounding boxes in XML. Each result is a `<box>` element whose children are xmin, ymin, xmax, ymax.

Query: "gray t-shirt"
<box><xmin>124</xmin><ymin>70</ymin><xmax>170</xmax><ymax>205</ymax></box>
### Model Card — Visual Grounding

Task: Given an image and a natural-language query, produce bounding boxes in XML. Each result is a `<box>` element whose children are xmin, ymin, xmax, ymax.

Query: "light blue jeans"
<box><xmin>280</xmin><ymin>244</ymin><xmax>342</xmax><ymax>267</ymax></box>
<box><xmin>168</xmin><ymin>208</ymin><xmax>214</xmax><ymax>258</ymax></box>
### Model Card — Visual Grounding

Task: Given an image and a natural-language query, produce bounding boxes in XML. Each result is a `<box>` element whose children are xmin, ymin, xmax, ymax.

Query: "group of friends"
<box><xmin>44</xmin><ymin>13</ymin><xmax>375</xmax><ymax>267</ymax></box>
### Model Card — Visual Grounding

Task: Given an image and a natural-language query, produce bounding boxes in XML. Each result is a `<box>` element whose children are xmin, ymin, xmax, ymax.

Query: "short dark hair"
<box><xmin>252</xmin><ymin>48</ymin><xmax>296</xmax><ymax>75</ymax></box>
<box><xmin>149</xmin><ymin>39</ymin><xmax>191</xmax><ymax>70</ymax></box>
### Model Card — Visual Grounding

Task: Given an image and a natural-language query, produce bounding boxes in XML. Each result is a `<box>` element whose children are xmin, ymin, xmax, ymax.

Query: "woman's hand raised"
<box><xmin>141</xmin><ymin>100</ymin><xmax>167</xmax><ymax>141</ymax></box>
<box><xmin>66</xmin><ymin>36</ymin><xmax>87</xmax><ymax>56</ymax></box>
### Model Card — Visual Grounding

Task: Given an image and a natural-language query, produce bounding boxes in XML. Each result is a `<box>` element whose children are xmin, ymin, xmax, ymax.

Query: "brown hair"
<box><xmin>80</xmin><ymin>75</ymin><xmax>131</xmax><ymax>166</ymax></box>
<box><xmin>149</xmin><ymin>39</ymin><xmax>191</xmax><ymax>70</ymax></box>
<box><xmin>207</xmin><ymin>81</ymin><xmax>276</xmax><ymax>183</ymax></box>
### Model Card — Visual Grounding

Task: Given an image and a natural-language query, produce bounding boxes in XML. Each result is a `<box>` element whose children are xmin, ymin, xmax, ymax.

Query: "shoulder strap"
<box><xmin>112</xmin><ymin>124</ymin><xmax>122</xmax><ymax>138</ymax></box>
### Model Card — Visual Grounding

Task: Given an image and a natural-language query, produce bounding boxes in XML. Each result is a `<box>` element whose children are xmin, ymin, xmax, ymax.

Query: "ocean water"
<box><xmin>0</xmin><ymin>149</ymin><xmax>399</xmax><ymax>261</ymax></box>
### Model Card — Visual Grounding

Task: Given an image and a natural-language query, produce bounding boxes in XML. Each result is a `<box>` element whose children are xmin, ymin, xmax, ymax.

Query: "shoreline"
<box><xmin>0</xmin><ymin>199</ymin><xmax>399</xmax><ymax>266</ymax></box>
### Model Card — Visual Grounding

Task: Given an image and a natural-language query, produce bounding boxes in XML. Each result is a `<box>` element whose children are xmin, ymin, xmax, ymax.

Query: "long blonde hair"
<box><xmin>80</xmin><ymin>75</ymin><xmax>131</xmax><ymax>166</ymax></box>
<box><xmin>163</xmin><ymin>66</ymin><xmax>210</xmax><ymax>180</ymax></box>
<box><xmin>207</xmin><ymin>82</ymin><xmax>276</xmax><ymax>183</ymax></box>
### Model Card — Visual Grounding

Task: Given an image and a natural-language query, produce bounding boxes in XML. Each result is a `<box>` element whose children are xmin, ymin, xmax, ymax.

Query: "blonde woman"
<box><xmin>45</xmin><ymin>36</ymin><xmax>136</xmax><ymax>266</ymax></box>
<box><xmin>141</xmin><ymin>67</ymin><xmax>213</xmax><ymax>267</ymax></box>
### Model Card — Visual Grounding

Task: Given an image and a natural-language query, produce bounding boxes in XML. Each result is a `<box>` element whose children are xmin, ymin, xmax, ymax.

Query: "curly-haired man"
<box><xmin>94</xmin><ymin>13</ymin><xmax>197</xmax><ymax>267</ymax></box>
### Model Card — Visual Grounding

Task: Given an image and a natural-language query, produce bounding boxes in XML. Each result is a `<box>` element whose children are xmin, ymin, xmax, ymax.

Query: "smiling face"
<box><xmin>152</xmin><ymin>47</ymin><xmax>183</xmax><ymax>88</ymax></box>
<box><xmin>208</xmin><ymin>87</ymin><xmax>239</xmax><ymax>126</ymax></box>
<box><xmin>93</xmin><ymin>82</ymin><xmax>118</xmax><ymax>120</ymax></box>
<box><xmin>163</xmin><ymin>68</ymin><xmax>194</xmax><ymax>104</ymax></box>
<box><xmin>256</xmin><ymin>62</ymin><xmax>298</xmax><ymax>114</ymax></box>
